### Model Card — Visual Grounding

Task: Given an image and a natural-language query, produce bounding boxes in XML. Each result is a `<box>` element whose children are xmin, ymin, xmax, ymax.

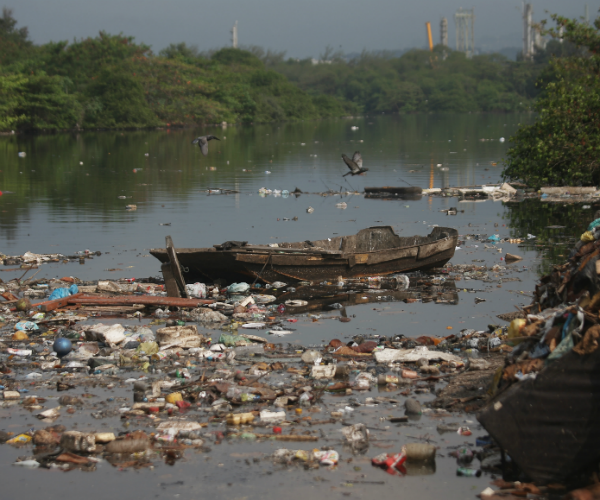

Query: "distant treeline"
<box><xmin>0</xmin><ymin>8</ymin><xmax>576</xmax><ymax>132</ymax></box>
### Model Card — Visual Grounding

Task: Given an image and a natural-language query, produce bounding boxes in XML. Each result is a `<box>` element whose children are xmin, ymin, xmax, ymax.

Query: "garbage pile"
<box><xmin>1</xmin><ymin>250</ymin><xmax>101</xmax><ymax>268</ymax></box>
<box><xmin>477</xmin><ymin>215</ymin><xmax>600</xmax><ymax>486</ymax></box>
<box><xmin>0</xmin><ymin>264</ymin><xmax>510</xmax><ymax>477</ymax></box>
<box><xmin>422</xmin><ymin>183</ymin><xmax>518</xmax><ymax>202</ymax></box>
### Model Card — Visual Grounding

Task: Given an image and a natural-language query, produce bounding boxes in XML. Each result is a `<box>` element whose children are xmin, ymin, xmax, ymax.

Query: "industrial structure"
<box><xmin>440</xmin><ymin>17</ymin><xmax>448</xmax><ymax>47</ymax></box>
<box><xmin>454</xmin><ymin>8</ymin><xmax>475</xmax><ymax>58</ymax></box>
<box><xmin>522</xmin><ymin>3</ymin><xmax>534</xmax><ymax>60</ymax></box>
<box><xmin>426</xmin><ymin>22</ymin><xmax>434</xmax><ymax>51</ymax></box>
<box><xmin>522</xmin><ymin>3</ymin><xmax>547</xmax><ymax>61</ymax></box>
<box><xmin>231</xmin><ymin>21</ymin><xmax>238</xmax><ymax>49</ymax></box>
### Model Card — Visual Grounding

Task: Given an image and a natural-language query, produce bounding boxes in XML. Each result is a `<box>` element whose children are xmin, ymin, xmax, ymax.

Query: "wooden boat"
<box><xmin>150</xmin><ymin>226</ymin><xmax>458</xmax><ymax>288</ymax></box>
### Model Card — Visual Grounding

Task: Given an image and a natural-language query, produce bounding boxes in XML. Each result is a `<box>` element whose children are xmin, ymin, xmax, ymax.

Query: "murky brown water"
<box><xmin>0</xmin><ymin>114</ymin><xmax>595</xmax><ymax>499</ymax></box>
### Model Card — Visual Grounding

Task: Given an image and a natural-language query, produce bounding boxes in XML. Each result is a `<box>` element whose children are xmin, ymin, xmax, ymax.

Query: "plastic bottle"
<box><xmin>402</xmin><ymin>443</ymin><xmax>436</xmax><ymax>462</ymax></box>
<box><xmin>452</xmin><ymin>446</ymin><xmax>474</xmax><ymax>464</ymax></box>
<box><xmin>226</xmin><ymin>412</ymin><xmax>255</xmax><ymax>425</ymax></box>
<box><xmin>377</xmin><ymin>374</ymin><xmax>399</xmax><ymax>385</ymax></box>
<box><xmin>456</xmin><ymin>467</ymin><xmax>482</xmax><ymax>477</ymax></box>
<box><xmin>277</xmin><ymin>304</ymin><xmax>286</xmax><ymax>314</ymax></box>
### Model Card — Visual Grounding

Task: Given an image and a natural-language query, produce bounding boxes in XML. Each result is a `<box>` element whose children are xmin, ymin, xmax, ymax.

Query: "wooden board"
<box><xmin>161</xmin><ymin>263</ymin><xmax>181</xmax><ymax>298</ymax></box>
<box><xmin>68</xmin><ymin>295</ymin><xmax>213</xmax><ymax>307</ymax></box>
<box><xmin>166</xmin><ymin>235</ymin><xmax>188</xmax><ymax>298</ymax></box>
<box><xmin>37</xmin><ymin>293</ymin><xmax>84</xmax><ymax>312</ymax></box>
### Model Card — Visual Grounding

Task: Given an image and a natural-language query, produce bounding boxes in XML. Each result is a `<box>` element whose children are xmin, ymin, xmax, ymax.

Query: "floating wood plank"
<box><xmin>166</xmin><ymin>235</ymin><xmax>188</xmax><ymax>298</ymax></box>
<box><xmin>77</xmin><ymin>305</ymin><xmax>146</xmax><ymax>313</ymax></box>
<box><xmin>2</xmin><ymin>292</ymin><xmax>19</xmax><ymax>301</ymax></box>
<box><xmin>37</xmin><ymin>293</ymin><xmax>84</xmax><ymax>312</ymax></box>
<box><xmin>364</xmin><ymin>186</ymin><xmax>422</xmax><ymax>195</ymax></box>
<box><xmin>68</xmin><ymin>295</ymin><xmax>213</xmax><ymax>307</ymax></box>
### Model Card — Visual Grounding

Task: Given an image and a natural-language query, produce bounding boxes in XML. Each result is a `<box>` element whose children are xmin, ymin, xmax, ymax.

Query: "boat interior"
<box><xmin>260</xmin><ymin>226</ymin><xmax>450</xmax><ymax>253</ymax></box>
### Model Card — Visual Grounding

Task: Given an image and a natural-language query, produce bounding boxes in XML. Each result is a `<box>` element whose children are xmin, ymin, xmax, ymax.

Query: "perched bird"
<box><xmin>342</xmin><ymin>151</ymin><xmax>368</xmax><ymax>176</ymax></box>
<box><xmin>192</xmin><ymin>135</ymin><xmax>220</xmax><ymax>156</ymax></box>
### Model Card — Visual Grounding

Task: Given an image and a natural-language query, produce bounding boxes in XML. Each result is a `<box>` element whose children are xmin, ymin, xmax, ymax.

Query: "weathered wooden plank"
<box><xmin>235</xmin><ymin>254</ymin><xmax>269</xmax><ymax>264</ymax></box>
<box><xmin>367</xmin><ymin>246</ymin><xmax>418</xmax><ymax>265</ymax></box>
<box><xmin>417</xmin><ymin>238</ymin><xmax>450</xmax><ymax>260</ymax></box>
<box><xmin>37</xmin><ymin>293</ymin><xmax>84</xmax><ymax>312</ymax></box>
<box><xmin>69</xmin><ymin>295</ymin><xmax>213</xmax><ymax>307</ymax></box>
<box><xmin>166</xmin><ymin>236</ymin><xmax>188</xmax><ymax>298</ymax></box>
<box><xmin>161</xmin><ymin>263</ymin><xmax>181</xmax><ymax>298</ymax></box>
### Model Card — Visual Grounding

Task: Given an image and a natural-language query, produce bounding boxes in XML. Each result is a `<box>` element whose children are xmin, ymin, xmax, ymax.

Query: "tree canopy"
<box><xmin>503</xmin><ymin>13</ymin><xmax>600</xmax><ymax>187</ymax></box>
<box><xmin>0</xmin><ymin>9</ymin><xmax>566</xmax><ymax>132</ymax></box>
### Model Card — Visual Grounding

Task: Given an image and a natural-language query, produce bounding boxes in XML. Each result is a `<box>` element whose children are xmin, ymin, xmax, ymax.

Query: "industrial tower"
<box><xmin>440</xmin><ymin>18</ymin><xmax>448</xmax><ymax>47</ymax></box>
<box><xmin>523</xmin><ymin>4</ymin><xmax>533</xmax><ymax>61</ymax></box>
<box><xmin>454</xmin><ymin>8</ymin><xmax>475</xmax><ymax>58</ymax></box>
<box><xmin>231</xmin><ymin>21</ymin><xmax>238</xmax><ymax>49</ymax></box>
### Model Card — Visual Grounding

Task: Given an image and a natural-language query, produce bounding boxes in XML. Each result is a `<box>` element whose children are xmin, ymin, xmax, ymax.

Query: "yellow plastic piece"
<box><xmin>507</xmin><ymin>318</ymin><xmax>527</xmax><ymax>345</ymax></box>
<box><xmin>165</xmin><ymin>392</ymin><xmax>183</xmax><ymax>404</ymax></box>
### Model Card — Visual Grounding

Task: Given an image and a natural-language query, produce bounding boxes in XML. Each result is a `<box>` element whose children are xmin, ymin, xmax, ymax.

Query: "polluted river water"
<box><xmin>0</xmin><ymin>114</ymin><xmax>595</xmax><ymax>499</ymax></box>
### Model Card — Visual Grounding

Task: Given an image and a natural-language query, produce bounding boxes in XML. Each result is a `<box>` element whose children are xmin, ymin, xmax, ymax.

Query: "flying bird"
<box><xmin>192</xmin><ymin>135</ymin><xmax>220</xmax><ymax>156</ymax></box>
<box><xmin>342</xmin><ymin>151</ymin><xmax>368</xmax><ymax>176</ymax></box>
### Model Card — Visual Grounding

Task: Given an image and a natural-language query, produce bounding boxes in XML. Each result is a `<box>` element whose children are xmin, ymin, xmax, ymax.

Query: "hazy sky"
<box><xmin>7</xmin><ymin>0</ymin><xmax>598</xmax><ymax>57</ymax></box>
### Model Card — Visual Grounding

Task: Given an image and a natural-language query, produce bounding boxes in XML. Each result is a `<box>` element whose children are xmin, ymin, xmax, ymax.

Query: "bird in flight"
<box><xmin>192</xmin><ymin>135</ymin><xmax>220</xmax><ymax>156</ymax></box>
<box><xmin>341</xmin><ymin>151</ymin><xmax>368</xmax><ymax>176</ymax></box>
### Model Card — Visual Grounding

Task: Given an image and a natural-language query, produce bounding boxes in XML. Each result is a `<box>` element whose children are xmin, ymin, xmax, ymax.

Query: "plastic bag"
<box><xmin>219</xmin><ymin>334</ymin><xmax>249</xmax><ymax>347</ymax></box>
<box><xmin>186</xmin><ymin>283</ymin><xmax>207</xmax><ymax>298</ymax></box>
<box><xmin>15</xmin><ymin>321</ymin><xmax>39</xmax><ymax>331</ymax></box>
<box><xmin>228</xmin><ymin>282</ymin><xmax>250</xmax><ymax>294</ymax></box>
<box><xmin>588</xmin><ymin>218</ymin><xmax>600</xmax><ymax>231</ymax></box>
<box><xmin>48</xmin><ymin>284</ymin><xmax>79</xmax><ymax>301</ymax></box>
<box><xmin>314</xmin><ymin>450</ymin><xmax>339</xmax><ymax>465</ymax></box>
<box><xmin>396</xmin><ymin>274</ymin><xmax>410</xmax><ymax>289</ymax></box>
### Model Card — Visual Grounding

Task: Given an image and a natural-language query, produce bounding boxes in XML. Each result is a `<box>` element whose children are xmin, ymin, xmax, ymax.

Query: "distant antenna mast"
<box><xmin>440</xmin><ymin>17</ymin><xmax>448</xmax><ymax>47</ymax></box>
<box><xmin>454</xmin><ymin>8</ymin><xmax>475</xmax><ymax>58</ymax></box>
<box><xmin>231</xmin><ymin>21</ymin><xmax>238</xmax><ymax>48</ymax></box>
<box><xmin>585</xmin><ymin>4</ymin><xmax>589</xmax><ymax>23</ymax></box>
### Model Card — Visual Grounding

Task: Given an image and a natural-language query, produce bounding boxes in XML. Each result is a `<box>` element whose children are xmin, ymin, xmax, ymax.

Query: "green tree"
<box><xmin>503</xmin><ymin>13</ymin><xmax>600</xmax><ymax>187</ymax></box>
<box><xmin>83</xmin><ymin>66</ymin><xmax>157</xmax><ymax>128</ymax></box>
<box><xmin>0</xmin><ymin>7</ymin><xmax>32</xmax><ymax>65</ymax></box>
<box><xmin>0</xmin><ymin>73</ymin><xmax>26</xmax><ymax>129</ymax></box>
<box><xmin>6</xmin><ymin>73</ymin><xmax>81</xmax><ymax>131</ymax></box>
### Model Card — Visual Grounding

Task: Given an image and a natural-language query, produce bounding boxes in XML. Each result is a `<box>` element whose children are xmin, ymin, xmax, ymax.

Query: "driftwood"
<box><xmin>68</xmin><ymin>295</ymin><xmax>213</xmax><ymax>307</ymax></box>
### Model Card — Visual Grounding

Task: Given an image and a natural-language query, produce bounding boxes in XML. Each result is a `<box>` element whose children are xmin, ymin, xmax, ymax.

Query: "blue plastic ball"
<box><xmin>53</xmin><ymin>338</ymin><xmax>72</xmax><ymax>359</ymax></box>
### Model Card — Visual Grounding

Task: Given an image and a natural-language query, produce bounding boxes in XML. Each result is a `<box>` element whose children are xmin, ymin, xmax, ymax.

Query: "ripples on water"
<box><xmin>0</xmin><ymin>115</ymin><xmax>519</xmax><ymax>269</ymax></box>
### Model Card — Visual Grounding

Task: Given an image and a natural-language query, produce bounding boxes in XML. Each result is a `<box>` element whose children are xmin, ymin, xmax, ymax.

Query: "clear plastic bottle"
<box><xmin>456</xmin><ymin>467</ymin><xmax>482</xmax><ymax>477</ymax></box>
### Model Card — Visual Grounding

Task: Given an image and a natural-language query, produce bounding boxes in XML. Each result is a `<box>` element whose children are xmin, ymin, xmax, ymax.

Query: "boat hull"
<box><xmin>150</xmin><ymin>226</ymin><xmax>458</xmax><ymax>284</ymax></box>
